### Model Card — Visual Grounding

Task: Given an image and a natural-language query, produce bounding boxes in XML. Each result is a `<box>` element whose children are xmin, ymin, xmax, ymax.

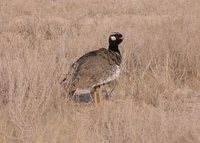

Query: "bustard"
<box><xmin>62</xmin><ymin>32</ymin><xmax>125</xmax><ymax>106</ymax></box>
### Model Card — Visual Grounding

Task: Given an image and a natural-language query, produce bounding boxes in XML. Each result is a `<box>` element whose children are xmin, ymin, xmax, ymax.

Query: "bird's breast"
<box><xmin>93</xmin><ymin>65</ymin><xmax>120</xmax><ymax>87</ymax></box>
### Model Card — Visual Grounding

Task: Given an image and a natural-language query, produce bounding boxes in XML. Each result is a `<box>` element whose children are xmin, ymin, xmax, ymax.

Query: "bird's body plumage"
<box><xmin>63</xmin><ymin>48</ymin><xmax>121</xmax><ymax>92</ymax></box>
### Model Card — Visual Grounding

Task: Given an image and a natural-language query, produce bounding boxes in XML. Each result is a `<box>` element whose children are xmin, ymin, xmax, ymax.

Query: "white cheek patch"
<box><xmin>110</xmin><ymin>36</ymin><xmax>116</xmax><ymax>41</ymax></box>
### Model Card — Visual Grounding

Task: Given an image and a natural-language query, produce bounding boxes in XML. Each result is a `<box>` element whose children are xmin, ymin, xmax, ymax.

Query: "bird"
<box><xmin>62</xmin><ymin>32</ymin><xmax>125</xmax><ymax>106</ymax></box>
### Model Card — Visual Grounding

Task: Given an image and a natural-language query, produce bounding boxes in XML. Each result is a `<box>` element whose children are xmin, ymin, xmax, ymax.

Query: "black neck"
<box><xmin>109</xmin><ymin>44</ymin><xmax>120</xmax><ymax>55</ymax></box>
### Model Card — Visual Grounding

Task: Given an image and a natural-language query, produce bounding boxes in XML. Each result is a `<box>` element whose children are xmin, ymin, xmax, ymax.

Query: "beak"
<box><xmin>119</xmin><ymin>37</ymin><xmax>126</xmax><ymax>40</ymax></box>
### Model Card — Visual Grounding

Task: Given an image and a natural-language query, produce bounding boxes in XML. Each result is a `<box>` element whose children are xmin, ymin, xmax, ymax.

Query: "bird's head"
<box><xmin>109</xmin><ymin>32</ymin><xmax>125</xmax><ymax>46</ymax></box>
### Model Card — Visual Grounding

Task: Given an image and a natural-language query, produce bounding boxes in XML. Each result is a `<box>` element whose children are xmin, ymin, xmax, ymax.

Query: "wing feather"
<box><xmin>63</xmin><ymin>48</ymin><xmax>121</xmax><ymax>91</ymax></box>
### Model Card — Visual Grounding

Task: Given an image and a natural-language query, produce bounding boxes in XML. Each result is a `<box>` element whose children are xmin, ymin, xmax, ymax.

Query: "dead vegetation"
<box><xmin>0</xmin><ymin>0</ymin><xmax>200</xmax><ymax>142</ymax></box>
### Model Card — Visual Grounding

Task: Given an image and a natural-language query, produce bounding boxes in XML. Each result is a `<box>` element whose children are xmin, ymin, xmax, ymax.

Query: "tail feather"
<box><xmin>61</xmin><ymin>62</ymin><xmax>79</xmax><ymax>95</ymax></box>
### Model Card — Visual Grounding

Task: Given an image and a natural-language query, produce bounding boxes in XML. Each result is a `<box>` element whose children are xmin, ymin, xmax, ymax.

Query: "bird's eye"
<box><xmin>110</xmin><ymin>36</ymin><xmax>116</xmax><ymax>41</ymax></box>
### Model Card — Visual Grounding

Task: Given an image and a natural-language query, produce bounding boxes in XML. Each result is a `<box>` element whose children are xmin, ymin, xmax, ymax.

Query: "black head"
<box><xmin>109</xmin><ymin>32</ymin><xmax>124</xmax><ymax>46</ymax></box>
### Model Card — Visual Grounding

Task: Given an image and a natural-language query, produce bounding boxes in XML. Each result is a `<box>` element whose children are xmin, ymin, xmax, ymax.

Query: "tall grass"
<box><xmin>0</xmin><ymin>0</ymin><xmax>200</xmax><ymax>142</ymax></box>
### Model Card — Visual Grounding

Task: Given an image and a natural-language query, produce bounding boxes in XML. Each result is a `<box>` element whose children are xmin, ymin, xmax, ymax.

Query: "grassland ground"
<box><xmin>0</xmin><ymin>0</ymin><xmax>200</xmax><ymax>142</ymax></box>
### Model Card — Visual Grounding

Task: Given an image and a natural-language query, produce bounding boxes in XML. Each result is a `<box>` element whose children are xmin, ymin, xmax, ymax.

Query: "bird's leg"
<box><xmin>93</xmin><ymin>86</ymin><xmax>101</xmax><ymax>107</ymax></box>
<box><xmin>96</xmin><ymin>86</ymin><xmax>101</xmax><ymax>104</ymax></box>
<box><xmin>107</xmin><ymin>86</ymin><xmax>115</xmax><ymax>100</ymax></box>
<box><xmin>93</xmin><ymin>87</ymin><xmax>98</xmax><ymax>107</ymax></box>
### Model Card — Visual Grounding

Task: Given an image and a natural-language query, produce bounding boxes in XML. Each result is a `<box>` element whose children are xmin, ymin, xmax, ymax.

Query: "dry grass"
<box><xmin>0</xmin><ymin>0</ymin><xmax>200</xmax><ymax>142</ymax></box>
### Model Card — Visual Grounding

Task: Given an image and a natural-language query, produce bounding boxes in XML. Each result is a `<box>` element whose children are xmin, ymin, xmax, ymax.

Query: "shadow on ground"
<box><xmin>71</xmin><ymin>90</ymin><xmax>110</xmax><ymax>103</ymax></box>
